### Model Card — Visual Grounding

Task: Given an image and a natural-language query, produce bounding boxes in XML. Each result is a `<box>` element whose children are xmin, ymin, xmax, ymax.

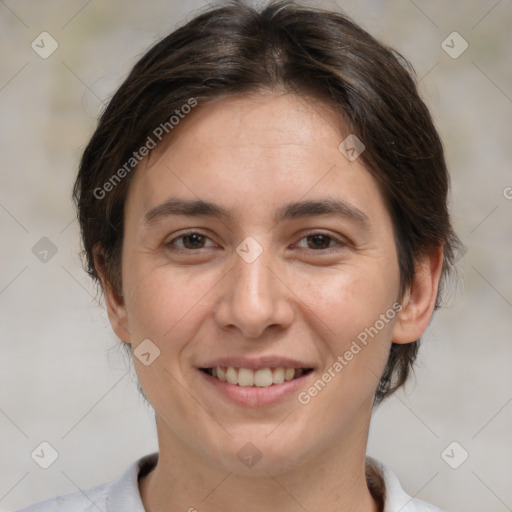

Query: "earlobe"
<box><xmin>92</xmin><ymin>244</ymin><xmax>131</xmax><ymax>344</ymax></box>
<box><xmin>392</xmin><ymin>245</ymin><xmax>444</xmax><ymax>344</ymax></box>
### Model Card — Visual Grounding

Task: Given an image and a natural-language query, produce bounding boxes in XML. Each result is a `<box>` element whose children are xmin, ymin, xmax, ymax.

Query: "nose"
<box><xmin>213</xmin><ymin>239</ymin><xmax>294</xmax><ymax>339</ymax></box>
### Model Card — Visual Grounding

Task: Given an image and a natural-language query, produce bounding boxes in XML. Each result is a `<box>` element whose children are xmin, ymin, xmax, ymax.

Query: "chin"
<box><xmin>216</xmin><ymin>429</ymin><xmax>313</xmax><ymax>475</ymax></box>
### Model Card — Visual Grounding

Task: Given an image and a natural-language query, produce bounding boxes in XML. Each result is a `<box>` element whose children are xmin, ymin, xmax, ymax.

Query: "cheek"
<box><xmin>122</xmin><ymin>257</ymin><xmax>219</xmax><ymax>348</ymax></box>
<box><xmin>299</xmin><ymin>260</ymin><xmax>399</xmax><ymax>396</ymax></box>
<box><xmin>298</xmin><ymin>270</ymin><xmax>398</xmax><ymax>427</ymax></box>
<box><xmin>301</xmin><ymin>259</ymin><xmax>399</xmax><ymax>341</ymax></box>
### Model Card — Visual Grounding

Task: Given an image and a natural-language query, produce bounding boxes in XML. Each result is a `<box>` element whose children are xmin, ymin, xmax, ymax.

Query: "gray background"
<box><xmin>1</xmin><ymin>1</ymin><xmax>511</xmax><ymax>511</ymax></box>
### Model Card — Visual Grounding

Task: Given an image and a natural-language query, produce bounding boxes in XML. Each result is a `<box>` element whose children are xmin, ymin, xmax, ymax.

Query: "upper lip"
<box><xmin>198</xmin><ymin>356</ymin><xmax>315</xmax><ymax>371</ymax></box>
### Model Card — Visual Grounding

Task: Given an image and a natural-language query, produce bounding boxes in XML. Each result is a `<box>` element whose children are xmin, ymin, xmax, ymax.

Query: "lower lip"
<box><xmin>198</xmin><ymin>369</ymin><xmax>314</xmax><ymax>407</ymax></box>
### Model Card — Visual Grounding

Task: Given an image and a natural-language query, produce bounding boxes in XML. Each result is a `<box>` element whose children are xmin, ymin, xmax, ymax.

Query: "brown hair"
<box><xmin>73</xmin><ymin>0</ymin><xmax>461</xmax><ymax>404</ymax></box>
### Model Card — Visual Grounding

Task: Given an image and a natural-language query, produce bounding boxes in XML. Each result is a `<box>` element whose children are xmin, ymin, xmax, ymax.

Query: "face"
<box><xmin>102</xmin><ymin>91</ymin><xmax>412</xmax><ymax>475</ymax></box>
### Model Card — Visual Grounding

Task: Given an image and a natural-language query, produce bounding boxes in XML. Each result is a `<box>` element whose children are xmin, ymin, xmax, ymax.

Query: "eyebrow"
<box><xmin>144</xmin><ymin>197</ymin><xmax>371</xmax><ymax>230</ymax></box>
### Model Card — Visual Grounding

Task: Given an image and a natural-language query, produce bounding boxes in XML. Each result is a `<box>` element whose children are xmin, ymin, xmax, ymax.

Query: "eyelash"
<box><xmin>165</xmin><ymin>230</ymin><xmax>348</xmax><ymax>254</ymax></box>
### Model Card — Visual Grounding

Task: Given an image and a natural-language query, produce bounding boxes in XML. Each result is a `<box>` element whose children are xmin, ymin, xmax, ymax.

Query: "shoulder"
<box><xmin>12</xmin><ymin>483</ymin><xmax>110</xmax><ymax>512</ymax></box>
<box><xmin>13</xmin><ymin>452</ymin><xmax>159</xmax><ymax>512</ymax></box>
<box><xmin>366</xmin><ymin>456</ymin><xmax>445</xmax><ymax>512</ymax></box>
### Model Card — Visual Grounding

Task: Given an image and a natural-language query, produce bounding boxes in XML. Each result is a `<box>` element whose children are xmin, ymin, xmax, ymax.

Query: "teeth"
<box><xmin>254</xmin><ymin>368</ymin><xmax>273</xmax><ymax>387</ymax></box>
<box><xmin>272</xmin><ymin>367</ymin><xmax>285</xmax><ymax>384</ymax></box>
<box><xmin>210</xmin><ymin>366</ymin><xmax>308</xmax><ymax>387</ymax></box>
<box><xmin>238</xmin><ymin>368</ymin><xmax>254</xmax><ymax>386</ymax></box>
<box><xmin>226</xmin><ymin>366</ymin><xmax>238</xmax><ymax>385</ymax></box>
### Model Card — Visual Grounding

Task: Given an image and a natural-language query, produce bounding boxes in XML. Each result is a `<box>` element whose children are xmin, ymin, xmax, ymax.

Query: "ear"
<box><xmin>92</xmin><ymin>243</ymin><xmax>132</xmax><ymax>345</ymax></box>
<box><xmin>392</xmin><ymin>245</ymin><xmax>444</xmax><ymax>344</ymax></box>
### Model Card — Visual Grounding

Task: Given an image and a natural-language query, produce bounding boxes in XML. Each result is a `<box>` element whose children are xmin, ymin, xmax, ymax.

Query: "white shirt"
<box><xmin>15</xmin><ymin>452</ymin><xmax>445</xmax><ymax>512</ymax></box>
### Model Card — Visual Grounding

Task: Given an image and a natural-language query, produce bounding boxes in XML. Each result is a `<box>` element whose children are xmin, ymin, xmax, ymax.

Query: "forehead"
<box><xmin>145</xmin><ymin>91</ymin><xmax>348</xmax><ymax>169</ymax></box>
<box><xmin>125</xmin><ymin>91</ymin><xmax>386</xmax><ymax>228</ymax></box>
<box><xmin>186</xmin><ymin>91</ymin><xmax>342</xmax><ymax>146</ymax></box>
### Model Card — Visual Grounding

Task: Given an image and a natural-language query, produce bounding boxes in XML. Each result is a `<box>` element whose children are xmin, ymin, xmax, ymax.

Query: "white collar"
<box><xmin>106</xmin><ymin>452</ymin><xmax>444</xmax><ymax>512</ymax></box>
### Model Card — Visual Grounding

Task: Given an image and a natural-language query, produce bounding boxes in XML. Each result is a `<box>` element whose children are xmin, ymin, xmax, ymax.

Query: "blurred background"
<box><xmin>0</xmin><ymin>1</ymin><xmax>511</xmax><ymax>511</ymax></box>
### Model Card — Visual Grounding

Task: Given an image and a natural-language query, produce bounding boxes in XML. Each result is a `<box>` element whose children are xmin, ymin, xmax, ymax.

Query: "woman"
<box><xmin>18</xmin><ymin>1</ymin><xmax>460</xmax><ymax>510</ymax></box>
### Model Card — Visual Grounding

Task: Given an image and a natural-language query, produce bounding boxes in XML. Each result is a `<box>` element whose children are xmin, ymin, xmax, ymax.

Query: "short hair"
<box><xmin>73</xmin><ymin>0</ymin><xmax>461</xmax><ymax>404</ymax></box>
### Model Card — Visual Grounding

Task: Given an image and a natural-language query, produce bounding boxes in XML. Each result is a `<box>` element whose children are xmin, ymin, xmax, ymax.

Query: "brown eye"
<box><xmin>295</xmin><ymin>232</ymin><xmax>344</xmax><ymax>251</ymax></box>
<box><xmin>167</xmin><ymin>232</ymin><xmax>215</xmax><ymax>251</ymax></box>
<box><xmin>305</xmin><ymin>234</ymin><xmax>332</xmax><ymax>249</ymax></box>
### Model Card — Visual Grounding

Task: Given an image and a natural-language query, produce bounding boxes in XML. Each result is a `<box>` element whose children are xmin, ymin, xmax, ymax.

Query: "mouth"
<box><xmin>199</xmin><ymin>366</ymin><xmax>314</xmax><ymax>387</ymax></box>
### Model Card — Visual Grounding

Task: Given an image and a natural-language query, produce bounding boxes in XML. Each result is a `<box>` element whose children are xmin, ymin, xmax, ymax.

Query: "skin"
<box><xmin>95</xmin><ymin>90</ymin><xmax>443</xmax><ymax>512</ymax></box>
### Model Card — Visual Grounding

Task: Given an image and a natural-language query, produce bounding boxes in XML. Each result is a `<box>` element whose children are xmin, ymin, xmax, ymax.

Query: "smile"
<box><xmin>198</xmin><ymin>366</ymin><xmax>315</xmax><ymax>407</ymax></box>
<box><xmin>200</xmin><ymin>366</ymin><xmax>313</xmax><ymax>387</ymax></box>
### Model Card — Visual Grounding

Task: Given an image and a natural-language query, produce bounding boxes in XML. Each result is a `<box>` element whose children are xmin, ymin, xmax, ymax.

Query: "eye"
<box><xmin>166</xmin><ymin>231</ymin><xmax>216</xmax><ymax>251</ymax></box>
<box><xmin>294</xmin><ymin>232</ymin><xmax>347</xmax><ymax>252</ymax></box>
<box><xmin>165</xmin><ymin>230</ymin><xmax>347</xmax><ymax>253</ymax></box>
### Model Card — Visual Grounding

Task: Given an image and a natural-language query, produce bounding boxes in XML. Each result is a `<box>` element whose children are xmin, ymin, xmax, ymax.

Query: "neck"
<box><xmin>139</xmin><ymin>414</ymin><xmax>380</xmax><ymax>512</ymax></box>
